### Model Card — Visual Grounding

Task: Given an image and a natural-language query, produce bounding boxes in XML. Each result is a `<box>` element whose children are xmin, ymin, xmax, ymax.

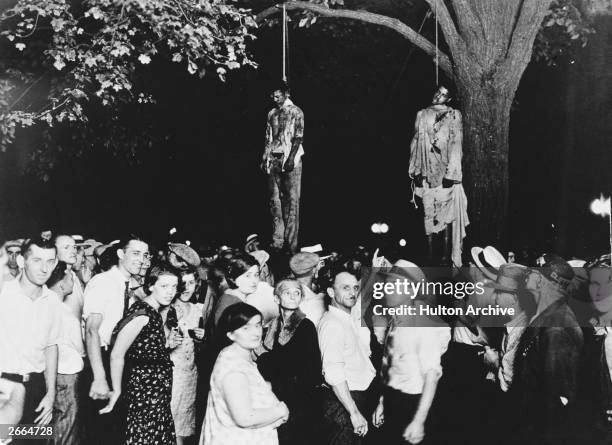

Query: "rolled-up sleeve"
<box><xmin>418</xmin><ymin>328</ymin><xmax>445</xmax><ymax>379</ymax></box>
<box><xmin>318</xmin><ymin>318</ymin><xmax>347</xmax><ymax>386</ymax></box>
<box><xmin>82</xmin><ymin>276</ymin><xmax>107</xmax><ymax>320</ymax></box>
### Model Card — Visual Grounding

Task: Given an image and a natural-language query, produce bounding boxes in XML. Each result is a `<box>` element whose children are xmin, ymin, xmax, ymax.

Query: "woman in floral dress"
<box><xmin>101</xmin><ymin>266</ymin><xmax>179</xmax><ymax>445</ymax></box>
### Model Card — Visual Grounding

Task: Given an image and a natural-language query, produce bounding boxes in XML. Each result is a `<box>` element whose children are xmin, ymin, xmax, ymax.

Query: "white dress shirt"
<box><xmin>0</xmin><ymin>279</ymin><xmax>63</xmax><ymax>374</ymax></box>
<box><xmin>351</xmin><ymin>297</ymin><xmax>372</xmax><ymax>358</ymax></box>
<box><xmin>299</xmin><ymin>286</ymin><xmax>326</xmax><ymax>327</ymax></box>
<box><xmin>384</xmin><ymin>326</ymin><xmax>450</xmax><ymax>394</ymax></box>
<box><xmin>82</xmin><ymin>266</ymin><xmax>129</xmax><ymax>347</ymax></box>
<box><xmin>246</xmin><ymin>282</ymin><xmax>278</xmax><ymax>326</ymax></box>
<box><xmin>54</xmin><ymin>292</ymin><xmax>85</xmax><ymax>375</ymax></box>
<box><xmin>318</xmin><ymin>306</ymin><xmax>375</xmax><ymax>391</ymax></box>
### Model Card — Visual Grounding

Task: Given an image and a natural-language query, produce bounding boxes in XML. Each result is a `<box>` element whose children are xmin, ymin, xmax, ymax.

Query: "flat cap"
<box><xmin>168</xmin><ymin>243</ymin><xmax>201</xmax><ymax>268</ymax></box>
<box><xmin>289</xmin><ymin>252</ymin><xmax>320</xmax><ymax>276</ymax></box>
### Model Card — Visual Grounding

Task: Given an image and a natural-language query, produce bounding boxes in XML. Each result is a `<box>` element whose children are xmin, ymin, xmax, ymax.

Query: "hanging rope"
<box><xmin>435</xmin><ymin>0</ymin><xmax>439</xmax><ymax>86</ymax></box>
<box><xmin>383</xmin><ymin>10</ymin><xmax>432</xmax><ymax>108</ymax></box>
<box><xmin>282</xmin><ymin>3</ymin><xmax>288</xmax><ymax>83</ymax></box>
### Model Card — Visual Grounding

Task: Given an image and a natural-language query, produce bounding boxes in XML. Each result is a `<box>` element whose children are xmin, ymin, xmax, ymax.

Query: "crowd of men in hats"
<box><xmin>0</xmin><ymin>228</ymin><xmax>611</xmax><ymax>445</ymax></box>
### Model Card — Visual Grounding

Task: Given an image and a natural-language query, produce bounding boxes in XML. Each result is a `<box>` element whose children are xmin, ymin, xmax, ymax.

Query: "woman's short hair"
<box><xmin>273</xmin><ymin>277</ymin><xmax>302</xmax><ymax>298</ymax></box>
<box><xmin>215</xmin><ymin>303</ymin><xmax>262</xmax><ymax>351</ymax></box>
<box><xmin>144</xmin><ymin>265</ymin><xmax>180</xmax><ymax>296</ymax></box>
<box><xmin>221</xmin><ymin>253</ymin><xmax>259</xmax><ymax>290</ymax></box>
<box><xmin>176</xmin><ymin>268</ymin><xmax>200</xmax><ymax>303</ymax></box>
<box><xmin>46</xmin><ymin>261</ymin><xmax>69</xmax><ymax>289</ymax></box>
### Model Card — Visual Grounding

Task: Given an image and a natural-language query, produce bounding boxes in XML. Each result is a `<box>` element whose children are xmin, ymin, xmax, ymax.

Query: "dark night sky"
<box><xmin>0</xmin><ymin>12</ymin><xmax>610</xmax><ymax>260</ymax></box>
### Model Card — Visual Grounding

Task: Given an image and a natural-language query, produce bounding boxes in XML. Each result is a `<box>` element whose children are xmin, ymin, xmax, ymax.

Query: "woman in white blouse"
<box><xmin>200</xmin><ymin>302</ymin><xmax>289</xmax><ymax>445</ymax></box>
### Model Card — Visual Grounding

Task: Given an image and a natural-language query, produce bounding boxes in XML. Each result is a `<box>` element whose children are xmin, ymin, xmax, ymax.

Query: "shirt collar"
<box><xmin>10</xmin><ymin>276</ymin><xmax>53</xmax><ymax>302</ymax></box>
<box><xmin>110</xmin><ymin>265</ymin><xmax>130</xmax><ymax>284</ymax></box>
<box><xmin>328</xmin><ymin>305</ymin><xmax>352</xmax><ymax>321</ymax></box>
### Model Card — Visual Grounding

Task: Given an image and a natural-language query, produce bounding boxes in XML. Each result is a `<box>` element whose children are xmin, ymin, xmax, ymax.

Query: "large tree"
<box><xmin>0</xmin><ymin>0</ymin><xmax>592</xmax><ymax>244</ymax></box>
<box><xmin>0</xmin><ymin>0</ymin><xmax>256</xmax><ymax>167</ymax></box>
<box><xmin>256</xmin><ymin>0</ymin><xmax>592</xmax><ymax>245</ymax></box>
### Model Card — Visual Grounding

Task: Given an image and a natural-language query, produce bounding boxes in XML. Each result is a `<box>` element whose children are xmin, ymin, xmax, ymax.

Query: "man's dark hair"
<box><xmin>327</xmin><ymin>263</ymin><xmax>358</xmax><ymax>289</ymax></box>
<box><xmin>21</xmin><ymin>236</ymin><xmax>57</xmax><ymax>259</ymax></box>
<box><xmin>47</xmin><ymin>261</ymin><xmax>69</xmax><ymax>289</ymax></box>
<box><xmin>272</xmin><ymin>81</ymin><xmax>290</xmax><ymax>96</ymax></box>
<box><xmin>105</xmin><ymin>234</ymin><xmax>148</xmax><ymax>267</ymax></box>
<box><xmin>117</xmin><ymin>234</ymin><xmax>147</xmax><ymax>252</ymax></box>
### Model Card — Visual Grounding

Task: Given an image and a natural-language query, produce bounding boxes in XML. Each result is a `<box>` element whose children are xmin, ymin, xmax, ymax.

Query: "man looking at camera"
<box><xmin>82</xmin><ymin>235</ymin><xmax>149</xmax><ymax>444</ymax></box>
<box><xmin>0</xmin><ymin>237</ymin><xmax>62</xmax><ymax>439</ymax></box>
<box><xmin>318</xmin><ymin>268</ymin><xmax>376</xmax><ymax>445</ymax></box>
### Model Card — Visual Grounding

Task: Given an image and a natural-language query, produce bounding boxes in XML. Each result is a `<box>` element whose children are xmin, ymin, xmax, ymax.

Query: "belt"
<box><xmin>270</xmin><ymin>153</ymin><xmax>284</xmax><ymax>158</ymax></box>
<box><xmin>1</xmin><ymin>372</ymin><xmax>31</xmax><ymax>383</ymax></box>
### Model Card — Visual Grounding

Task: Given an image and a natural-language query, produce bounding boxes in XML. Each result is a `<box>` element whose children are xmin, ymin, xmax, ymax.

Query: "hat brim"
<box><xmin>471</xmin><ymin>247</ymin><xmax>497</xmax><ymax>281</ymax></box>
<box><xmin>471</xmin><ymin>246</ymin><xmax>484</xmax><ymax>267</ymax></box>
<box><xmin>484</xmin><ymin>246</ymin><xmax>507</xmax><ymax>269</ymax></box>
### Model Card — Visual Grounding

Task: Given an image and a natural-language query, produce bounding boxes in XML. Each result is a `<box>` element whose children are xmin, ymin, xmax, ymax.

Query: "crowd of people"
<box><xmin>0</xmin><ymin>229</ymin><xmax>611</xmax><ymax>445</ymax></box>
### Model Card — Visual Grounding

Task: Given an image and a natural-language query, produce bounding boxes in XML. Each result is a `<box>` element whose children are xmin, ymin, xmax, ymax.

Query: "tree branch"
<box><xmin>255</xmin><ymin>1</ymin><xmax>453</xmax><ymax>77</ymax></box>
<box><xmin>423</xmin><ymin>0</ymin><xmax>464</xmax><ymax>57</ymax></box>
<box><xmin>8</xmin><ymin>70</ymin><xmax>50</xmax><ymax>111</ymax></box>
<box><xmin>502</xmin><ymin>0</ymin><xmax>553</xmax><ymax>80</ymax></box>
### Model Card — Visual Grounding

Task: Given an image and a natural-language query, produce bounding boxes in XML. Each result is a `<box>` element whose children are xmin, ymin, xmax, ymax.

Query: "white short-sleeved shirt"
<box><xmin>318</xmin><ymin>306</ymin><xmax>375</xmax><ymax>391</ymax></box>
<box><xmin>384</xmin><ymin>326</ymin><xmax>451</xmax><ymax>394</ymax></box>
<box><xmin>299</xmin><ymin>286</ymin><xmax>325</xmax><ymax>327</ymax></box>
<box><xmin>53</xmin><ymin>292</ymin><xmax>85</xmax><ymax>375</ymax></box>
<box><xmin>0</xmin><ymin>279</ymin><xmax>63</xmax><ymax>374</ymax></box>
<box><xmin>246</xmin><ymin>282</ymin><xmax>278</xmax><ymax>326</ymax></box>
<box><xmin>70</xmin><ymin>271</ymin><xmax>84</xmax><ymax>308</ymax></box>
<box><xmin>351</xmin><ymin>297</ymin><xmax>372</xmax><ymax>358</ymax></box>
<box><xmin>82</xmin><ymin>266</ymin><xmax>129</xmax><ymax>347</ymax></box>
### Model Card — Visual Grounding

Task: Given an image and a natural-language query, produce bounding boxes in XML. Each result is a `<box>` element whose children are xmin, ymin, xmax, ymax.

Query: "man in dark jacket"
<box><xmin>578</xmin><ymin>254</ymin><xmax>612</xmax><ymax>445</ymax></box>
<box><xmin>512</xmin><ymin>258</ymin><xmax>583</xmax><ymax>445</ymax></box>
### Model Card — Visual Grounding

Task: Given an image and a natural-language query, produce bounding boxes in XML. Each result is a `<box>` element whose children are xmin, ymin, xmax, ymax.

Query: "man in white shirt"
<box><xmin>0</xmin><ymin>237</ymin><xmax>62</xmax><ymax>432</ymax></box>
<box><xmin>318</xmin><ymin>268</ymin><xmax>376</xmax><ymax>445</ymax></box>
<box><xmin>54</xmin><ymin>234</ymin><xmax>85</xmax><ymax>324</ymax></box>
<box><xmin>82</xmin><ymin>235</ymin><xmax>148</xmax><ymax>444</ymax></box>
<box><xmin>372</xmin><ymin>264</ymin><xmax>451</xmax><ymax>445</ymax></box>
<box><xmin>290</xmin><ymin>252</ymin><xmax>326</xmax><ymax>326</ymax></box>
<box><xmin>0</xmin><ymin>242</ymin><xmax>26</xmax><ymax>431</ymax></box>
<box><xmin>47</xmin><ymin>261</ymin><xmax>85</xmax><ymax>445</ymax></box>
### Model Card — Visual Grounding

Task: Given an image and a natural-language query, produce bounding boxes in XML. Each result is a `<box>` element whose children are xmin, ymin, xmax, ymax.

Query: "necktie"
<box><xmin>123</xmin><ymin>280</ymin><xmax>130</xmax><ymax>318</ymax></box>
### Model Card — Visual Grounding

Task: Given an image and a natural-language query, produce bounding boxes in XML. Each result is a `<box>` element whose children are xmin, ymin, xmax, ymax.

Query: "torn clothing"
<box><xmin>409</xmin><ymin>105</ymin><xmax>463</xmax><ymax>187</ymax></box>
<box><xmin>415</xmin><ymin>183</ymin><xmax>469</xmax><ymax>267</ymax></box>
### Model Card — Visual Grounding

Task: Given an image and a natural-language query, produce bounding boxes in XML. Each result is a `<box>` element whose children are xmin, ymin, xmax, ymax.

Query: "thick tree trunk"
<box><xmin>456</xmin><ymin>77</ymin><xmax>514</xmax><ymax>247</ymax></box>
<box><xmin>256</xmin><ymin>0</ymin><xmax>552</xmax><ymax>249</ymax></box>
